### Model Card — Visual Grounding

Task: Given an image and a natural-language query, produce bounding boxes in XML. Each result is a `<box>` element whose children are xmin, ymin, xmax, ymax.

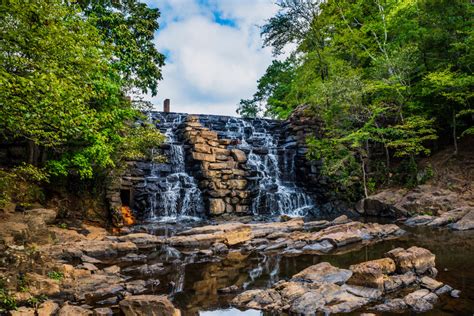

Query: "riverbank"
<box><xmin>1</xmin><ymin>208</ymin><xmax>473</xmax><ymax>315</ymax></box>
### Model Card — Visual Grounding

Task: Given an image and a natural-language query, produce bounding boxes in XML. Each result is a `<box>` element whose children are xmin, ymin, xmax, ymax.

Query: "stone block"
<box><xmin>194</xmin><ymin>143</ymin><xmax>212</xmax><ymax>154</ymax></box>
<box><xmin>209</xmin><ymin>198</ymin><xmax>226</xmax><ymax>215</ymax></box>
<box><xmin>231</xmin><ymin>149</ymin><xmax>247</xmax><ymax>162</ymax></box>
<box><xmin>228</xmin><ymin>179</ymin><xmax>247</xmax><ymax>190</ymax></box>
<box><xmin>192</xmin><ymin>152</ymin><xmax>215</xmax><ymax>162</ymax></box>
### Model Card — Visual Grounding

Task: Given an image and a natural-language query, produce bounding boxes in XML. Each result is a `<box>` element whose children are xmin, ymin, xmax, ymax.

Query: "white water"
<box><xmin>146</xmin><ymin>114</ymin><xmax>204</xmax><ymax>221</ymax></box>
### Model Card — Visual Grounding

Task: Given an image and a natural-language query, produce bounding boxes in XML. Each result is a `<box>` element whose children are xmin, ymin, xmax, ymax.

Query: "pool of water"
<box><xmin>115</xmin><ymin>219</ymin><xmax>474</xmax><ymax>316</ymax></box>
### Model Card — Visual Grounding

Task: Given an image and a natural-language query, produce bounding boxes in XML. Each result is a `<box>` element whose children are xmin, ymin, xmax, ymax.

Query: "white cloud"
<box><xmin>142</xmin><ymin>0</ymin><xmax>279</xmax><ymax>116</ymax></box>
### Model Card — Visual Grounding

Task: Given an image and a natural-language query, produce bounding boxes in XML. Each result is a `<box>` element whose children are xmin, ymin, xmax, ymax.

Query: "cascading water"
<box><xmin>200</xmin><ymin>117</ymin><xmax>314</xmax><ymax>217</ymax></box>
<box><xmin>144</xmin><ymin>113</ymin><xmax>204</xmax><ymax>221</ymax></box>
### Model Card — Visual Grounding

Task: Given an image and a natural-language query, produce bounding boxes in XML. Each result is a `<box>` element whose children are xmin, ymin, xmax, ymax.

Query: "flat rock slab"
<box><xmin>291</xmin><ymin>262</ymin><xmax>352</xmax><ymax>285</ymax></box>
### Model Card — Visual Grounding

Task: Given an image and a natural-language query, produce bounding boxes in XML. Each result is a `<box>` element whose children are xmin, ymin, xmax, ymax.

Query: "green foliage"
<box><xmin>0</xmin><ymin>164</ymin><xmax>47</xmax><ymax>208</ymax></box>
<box><xmin>47</xmin><ymin>271</ymin><xmax>63</xmax><ymax>281</ymax></box>
<box><xmin>121</xmin><ymin>122</ymin><xmax>166</xmax><ymax>162</ymax></box>
<box><xmin>79</xmin><ymin>0</ymin><xmax>165</xmax><ymax>96</ymax></box>
<box><xmin>0</xmin><ymin>0</ymin><xmax>165</xmax><ymax>182</ymax></box>
<box><xmin>237</xmin><ymin>57</ymin><xmax>298</xmax><ymax>119</ymax></box>
<box><xmin>0</xmin><ymin>279</ymin><xmax>17</xmax><ymax>311</ymax></box>
<box><xmin>250</xmin><ymin>0</ymin><xmax>473</xmax><ymax>197</ymax></box>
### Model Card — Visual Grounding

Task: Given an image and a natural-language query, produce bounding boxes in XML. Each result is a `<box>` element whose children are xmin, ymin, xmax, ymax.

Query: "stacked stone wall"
<box><xmin>182</xmin><ymin>116</ymin><xmax>251</xmax><ymax>215</ymax></box>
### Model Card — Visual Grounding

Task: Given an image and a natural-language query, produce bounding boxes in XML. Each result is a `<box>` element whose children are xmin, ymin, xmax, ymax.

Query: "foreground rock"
<box><xmin>232</xmin><ymin>247</ymin><xmax>458</xmax><ymax>314</ymax></box>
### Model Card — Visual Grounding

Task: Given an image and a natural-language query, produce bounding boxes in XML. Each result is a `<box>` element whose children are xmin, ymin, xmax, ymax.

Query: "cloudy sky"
<box><xmin>142</xmin><ymin>0</ymin><xmax>279</xmax><ymax>116</ymax></box>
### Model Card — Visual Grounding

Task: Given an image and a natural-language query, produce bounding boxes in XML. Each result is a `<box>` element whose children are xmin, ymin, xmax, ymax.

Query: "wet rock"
<box><xmin>291</xmin><ymin>262</ymin><xmax>352</xmax><ymax>285</ymax></box>
<box><xmin>385</xmin><ymin>246</ymin><xmax>435</xmax><ymax>274</ymax></box>
<box><xmin>404</xmin><ymin>289</ymin><xmax>436</xmax><ymax>313</ymax></box>
<box><xmin>428</xmin><ymin>208</ymin><xmax>469</xmax><ymax>227</ymax></box>
<box><xmin>119</xmin><ymin>295</ymin><xmax>180</xmax><ymax>316</ymax></box>
<box><xmin>93</xmin><ymin>307</ymin><xmax>113</xmax><ymax>316</ymax></box>
<box><xmin>348</xmin><ymin>258</ymin><xmax>396</xmax><ymax>289</ymax></box>
<box><xmin>434</xmin><ymin>284</ymin><xmax>453</xmax><ymax>295</ymax></box>
<box><xmin>450</xmin><ymin>289</ymin><xmax>461</xmax><ymax>298</ymax></box>
<box><xmin>450</xmin><ymin>209</ymin><xmax>474</xmax><ymax>230</ymax></box>
<box><xmin>405</xmin><ymin>215</ymin><xmax>434</xmax><ymax>226</ymax></box>
<box><xmin>302</xmin><ymin>240</ymin><xmax>334</xmax><ymax>253</ymax></box>
<box><xmin>58</xmin><ymin>304</ymin><xmax>93</xmax><ymax>316</ymax></box>
<box><xmin>371</xmin><ymin>298</ymin><xmax>407</xmax><ymax>312</ymax></box>
<box><xmin>420</xmin><ymin>276</ymin><xmax>444</xmax><ymax>291</ymax></box>
<box><xmin>342</xmin><ymin>284</ymin><xmax>382</xmax><ymax>300</ymax></box>
<box><xmin>37</xmin><ymin>300</ymin><xmax>59</xmax><ymax>316</ymax></box>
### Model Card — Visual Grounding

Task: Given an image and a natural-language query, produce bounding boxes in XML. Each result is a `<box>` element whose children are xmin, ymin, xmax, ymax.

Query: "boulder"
<box><xmin>120</xmin><ymin>295</ymin><xmax>180</xmax><ymax>316</ymax></box>
<box><xmin>348</xmin><ymin>258</ymin><xmax>396</xmax><ymax>289</ymax></box>
<box><xmin>371</xmin><ymin>298</ymin><xmax>407</xmax><ymax>312</ymax></box>
<box><xmin>385</xmin><ymin>247</ymin><xmax>435</xmax><ymax>274</ymax></box>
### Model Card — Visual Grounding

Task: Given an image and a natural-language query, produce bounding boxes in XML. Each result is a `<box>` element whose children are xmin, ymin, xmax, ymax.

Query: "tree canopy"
<box><xmin>240</xmin><ymin>0</ymin><xmax>473</xmax><ymax>196</ymax></box>
<box><xmin>0</xmin><ymin>0</ymin><xmax>165</xmax><ymax>180</ymax></box>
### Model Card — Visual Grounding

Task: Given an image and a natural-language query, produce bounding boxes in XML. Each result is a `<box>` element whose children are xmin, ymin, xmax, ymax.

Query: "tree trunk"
<box><xmin>453</xmin><ymin>110</ymin><xmax>458</xmax><ymax>156</ymax></box>
<box><xmin>361</xmin><ymin>158</ymin><xmax>368</xmax><ymax>198</ymax></box>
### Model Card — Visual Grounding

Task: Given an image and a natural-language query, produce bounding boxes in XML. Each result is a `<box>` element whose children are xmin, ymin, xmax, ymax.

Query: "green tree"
<box><xmin>0</xmin><ymin>0</ymin><xmax>164</xmax><ymax>180</ymax></box>
<box><xmin>78</xmin><ymin>0</ymin><xmax>165</xmax><ymax>96</ymax></box>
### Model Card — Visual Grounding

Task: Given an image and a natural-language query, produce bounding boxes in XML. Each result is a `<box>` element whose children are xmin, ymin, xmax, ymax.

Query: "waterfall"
<box><xmin>144</xmin><ymin>113</ymin><xmax>205</xmax><ymax>221</ymax></box>
<box><xmin>200</xmin><ymin>116</ymin><xmax>314</xmax><ymax>217</ymax></box>
<box><xmin>135</xmin><ymin>112</ymin><xmax>315</xmax><ymax>219</ymax></box>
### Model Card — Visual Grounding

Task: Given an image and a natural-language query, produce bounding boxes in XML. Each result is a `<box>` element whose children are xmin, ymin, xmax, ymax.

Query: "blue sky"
<box><xmin>141</xmin><ymin>0</ymin><xmax>279</xmax><ymax>116</ymax></box>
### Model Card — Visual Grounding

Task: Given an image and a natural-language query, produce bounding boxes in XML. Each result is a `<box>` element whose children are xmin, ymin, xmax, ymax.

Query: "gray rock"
<box><xmin>291</xmin><ymin>262</ymin><xmax>352</xmax><ymax>285</ymax></box>
<box><xmin>302</xmin><ymin>240</ymin><xmax>334</xmax><ymax>253</ymax></box>
<box><xmin>371</xmin><ymin>298</ymin><xmax>407</xmax><ymax>312</ymax></box>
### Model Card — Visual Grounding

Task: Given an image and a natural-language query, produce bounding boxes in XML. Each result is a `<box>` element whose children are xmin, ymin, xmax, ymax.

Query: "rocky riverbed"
<box><xmin>1</xmin><ymin>208</ymin><xmax>473</xmax><ymax>315</ymax></box>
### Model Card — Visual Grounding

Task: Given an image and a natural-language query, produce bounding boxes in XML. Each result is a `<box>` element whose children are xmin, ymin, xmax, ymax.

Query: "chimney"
<box><xmin>163</xmin><ymin>99</ymin><xmax>170</xmax><ymax>112</ymax></box>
